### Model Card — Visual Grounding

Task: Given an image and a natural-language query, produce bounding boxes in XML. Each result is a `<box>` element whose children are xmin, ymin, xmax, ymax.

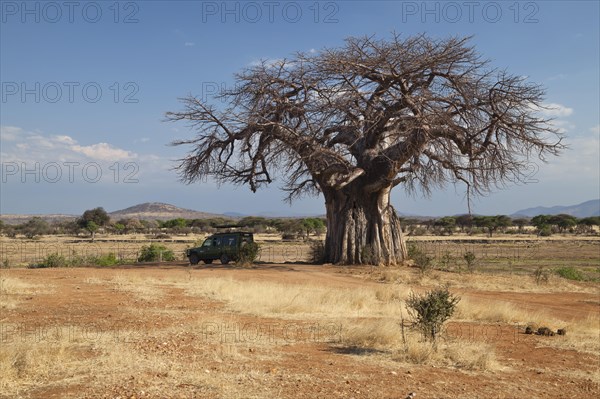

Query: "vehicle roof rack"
<box><xmin>214</xmin><ymin>224</ymin><xmax>243</xmax><ymax>229</ymax></box>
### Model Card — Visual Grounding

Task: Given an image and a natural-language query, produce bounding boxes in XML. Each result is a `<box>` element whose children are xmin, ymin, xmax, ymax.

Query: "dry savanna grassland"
<box><xmin>0</xmin><ymin>233</ymin><xmax>599</xmax><ymax>398</ymax></box>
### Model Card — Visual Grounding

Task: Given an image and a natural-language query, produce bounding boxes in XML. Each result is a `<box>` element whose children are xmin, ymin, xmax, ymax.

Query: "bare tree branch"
<box><xmin>167</xmin><ymin>34</ymin><xmax>564</xmax><ymax>264</ymax></box>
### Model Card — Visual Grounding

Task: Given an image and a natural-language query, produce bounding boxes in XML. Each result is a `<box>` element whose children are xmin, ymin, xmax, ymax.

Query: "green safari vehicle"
<box><xmin>186</xmin><ymin>231</ymin><xmax>254</xmax><ymax>265</ymax></box>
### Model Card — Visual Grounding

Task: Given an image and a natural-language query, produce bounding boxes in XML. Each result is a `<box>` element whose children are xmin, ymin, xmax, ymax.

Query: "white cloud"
<box><xmin>539</xmin><ymin>103</ymin><xmax>574</xmax><ymax>118</ymax></box>
<box><xmin>53</xmin><ymin>135</ymin><xmax>77</xmax><ymax>145</ymax></box>
<box><xmin>184</xmin><ymin>42</ymin><xmax>195</xmax><ymax>47</ymax></box>
<box><xmin>29</xmin><ymin>134</ymin><xmax>59</xmax><ymax>149</ymax></box>
<box><xmin>0</xmin><ymin>126</ymin><xmax>23</xmax><ymax>141</ymax></box>
<box><xmin>0</xmin><ymin>126</ymin><xmax>138</xmax><ymax>163</ymax></box>
<box><xmin>0</xmin><ymin>125</ymin><xmax>177</xmax><ymax>192</ymax></box>
<box><xmin>529</xmin><ymin>102</ymin><xmax>575</xmax><ymax>133</ymax></box>
<box><xmin>539</xmin><ymin>132</ymin><xmax>600</xmax><ymax>181</ymax></box>
<box><xmin>590</xmin><ymin>125</ymin><xmax>600</xmax><ymax>134</ymax></box>
<box><xmin>551</xmin><ymin>119</ymin><xmax>576</xmax><ymax>134</ymax></box>
<box><xmin>71</xmin><ymin>142</ymin><xmax>136</xmax><ymax>161</ymax></box>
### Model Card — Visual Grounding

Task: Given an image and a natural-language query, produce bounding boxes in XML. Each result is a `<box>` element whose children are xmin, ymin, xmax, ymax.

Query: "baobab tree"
<box><xmin>167</xmin><ymin>34</ymin><xmax>563</xmax><ymax>265</ymax></box>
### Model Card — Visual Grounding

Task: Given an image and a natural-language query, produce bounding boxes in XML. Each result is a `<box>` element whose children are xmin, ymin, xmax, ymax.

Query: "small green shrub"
<box><xmin>533</xmin><ymin>266</ymin><xmax>549</xmax><ymax>284</ymax></box>
<box><xmin>360</xmin><ymin>245</ymin><xmax>377</xmax><ymax>265</ymax></box>
<box><xmin>555</xmin><ymin>266</ymin><xmax>585</xmax><ymax>281</ymax></box>
<box><xmin>437</xmin><ymin>251</ymin><xmax>454</xmax><ymax>271</ymax></box>
<box><xmin>408</xmin><ymin>243</ymin><xmax>433</xmax><ymax>274</ymax></box>
<box><xmin>406</xmin><ymin>287</ymin><xmax>460</xmax><ymax>342</ymax></box>
<box><xmin>29</xmin><ymin>253</ymin><xmax>68</xmax><ymax>268</ymax></box>
<box><xmin>408</xmin><ymin>227</ymin><xmax>427</xmax><ymax>236</ymax></box>
<box><xmin>463</xmin><ymin>251</ymin><xmax>477</xmax><ymax>273</ymax></box>
<box><xmin>281</xmin><ymin>232</ymin><xmax>299</xmax><ymax>241</ymax></box>
<box><xmin>538</xmin><ymin>226</ymin><xmax>552</xmax><ymax>237</ymax></box>
<box><xmin>137</xmin><ymin>244</ymin><xmax>175</xmax><ymax>262</ymax></box>
<box><xmin>238</xmin><ymin>242</ymin><xmax>260</xmax><ymax>266</ymax></box>
<box><xmin>309</xmin><ymin>240</ymin><xmax>326</xmax><ymax>264</ymax></box>
<box><xmin>94</xmin><ymin>252</ymin><xmax>119</xmax><ymax>266</ymax></box>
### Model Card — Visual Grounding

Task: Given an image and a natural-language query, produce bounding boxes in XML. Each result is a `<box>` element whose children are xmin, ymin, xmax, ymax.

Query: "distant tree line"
<box><xmin>0</xmin><ymin>207</ymin><xmax>327</xmax><ymax>240</ymax></box>
<box><xmin>401</xmin><ymin>214</ymin><xmax>599</xmax><ymax>237</ymax></box>
<box><xmin>0</xmin><ymin>208</ymin><xmax>597</xmax><ymax>240</ymax></box>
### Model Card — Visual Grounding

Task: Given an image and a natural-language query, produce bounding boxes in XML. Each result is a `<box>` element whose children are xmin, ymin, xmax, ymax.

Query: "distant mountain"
<box><xmin>224</xmin><ymin>211</ymin><xmax>324</xmax><ymax>218</ymax></box>
<box><xmin>109</xmin><ymin>202</ymin><xmax>230</xmax><ymax>221</ymax></box>
<box><xmin>223</xmin><ymin>211</ymin><xmax>247</xmax><ymax>218</ymax></box>
<box><xmin>512</xmin><ymin>199</ymin><xmax>600</xmax><ymax>218</ymax></box>
<box><xmin>256</xmin><ymin>211</ymin><xmax>323</xmax><ymax>218</ymax></box>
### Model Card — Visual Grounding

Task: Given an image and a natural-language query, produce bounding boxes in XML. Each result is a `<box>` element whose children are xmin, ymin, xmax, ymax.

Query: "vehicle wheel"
<box><xmin>203</xmin><ymin>259</ymin><xmax>213</xmax><ymax>264</ymax></box>
<box><xmin>220</xmin><ymin>254</ymin><xmax>230</xmax><ymax>265</ymax></box>
<box><xmin>189</xmin><ymin>253</ymin><xmax>200</xmax><ymax>265</ymax></box>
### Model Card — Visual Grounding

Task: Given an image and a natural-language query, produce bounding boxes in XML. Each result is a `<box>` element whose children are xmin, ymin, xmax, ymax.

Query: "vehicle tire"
<box><xmin>203</xmin><ymin>259</ymin><xmax>213</xmax><ymax>264</ymax></box>
<box><xmin>189</xmin><ymin>253</ymin><xmax>200</xmax><ymax>265</ymax></box>
<box><xmin>220</xmin><ymin>254</ymin><xmax>230</xmax><ymax>265</ymax></box>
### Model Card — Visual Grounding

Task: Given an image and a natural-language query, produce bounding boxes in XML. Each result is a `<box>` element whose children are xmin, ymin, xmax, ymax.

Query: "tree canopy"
<box><xmin>168</xmin><ymin>34</ymin><xmax>563</xmax><ymax>264</ymax></box>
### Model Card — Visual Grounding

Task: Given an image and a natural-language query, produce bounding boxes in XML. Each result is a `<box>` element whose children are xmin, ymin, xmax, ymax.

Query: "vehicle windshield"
<box><xmin>202</xmin><ymin>238</ymin><xmax>212</xmax><ymax>247</ymax></box>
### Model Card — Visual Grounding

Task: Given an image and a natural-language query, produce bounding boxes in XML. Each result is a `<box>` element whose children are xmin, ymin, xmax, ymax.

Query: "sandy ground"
<box><xmin>1</xmin><ymin>262</ymin><xmax>599</xmax><ymax>398</ymax></box>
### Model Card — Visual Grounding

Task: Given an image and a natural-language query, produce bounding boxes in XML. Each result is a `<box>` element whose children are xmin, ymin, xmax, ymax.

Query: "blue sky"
<box><xmin>1</xmin><ymin>1</ymin><xmax>598</xmax><ymax>216</ymax></box>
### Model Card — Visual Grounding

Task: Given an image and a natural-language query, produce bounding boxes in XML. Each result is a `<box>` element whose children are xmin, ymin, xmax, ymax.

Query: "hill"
<box><xmin>108</xmin><ymin>202</ymin><xmax>229</xmax><ymax>221</ymax></box>
<box><xmin>512</xmin><ymin>199</ymin><xmax>600</xmax><ymax>218</ymax></box>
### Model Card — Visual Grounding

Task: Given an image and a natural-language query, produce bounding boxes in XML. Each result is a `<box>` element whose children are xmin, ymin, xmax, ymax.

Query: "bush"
<box><xmin>533</xmin><ymin>266</ymin><xmax>550</xmax><ymax>284</ymax></box>
<box><xmin>360</xmin><ymin>245</ymin><xmax>377</xmax><ymax>265</ymax></box>
<box><xmin>281</xmin><ymin>232</ymin><xmax>299</xmax><ymax>241</ymax></box>
<box><xmin>93</xmin><ymin>252</ymin><xmax>120</xmax><ymax>267</ymax></box>
<box><xmin>137</xmin><ymin>244</ymin><xmax>175</xmax><ymax>262</ymax></box>
<box><xmin>238</xmin><ymin>242</ymin><xmax>260</xmax><ymax>266</ymax></box>
<box><xmin>29</xmin><ymin>252</ymin><xmax>129</xmax><ymax>268</ymax></box>
<box><xmin>555</xmin><ymin>266</ymin><xmax>585</xmax><ymax>281</ymax></box>
<box><xmin>406</xmin><ymin>287</ymin><xmax>460</xmax><ymax>342</ymax></box>
<box><xmin>538</xmin><ymin>226</ymin><xmax>552</xmax><ymax>237</ymax></box>
<box><xmin>437</xmin><ymin>251</ymin><xmax>454</xmax><ymax>271</ymax></box>
<box><xmin>463</xmin><ymin>251</ymin><xmax>477</xmax><ymax>273</ymax></box>
<box><xmin>309</xmin><ymin>240</ymin><xmax>326</xmax><ymax>264</ymax></box>
<box><xmin>407</xmin><ymin>226</ymin><xmax>427</xmax><ymax>236</ymax></box>
<box><xmin>29</xmin><ymin>253</ymin><xmax>68</xmax><ymax>268</ymax></box>
<box><xmin>408</xmin><ymin>243</ymin><xmax>433</xmax><ymax>274</ymax></box>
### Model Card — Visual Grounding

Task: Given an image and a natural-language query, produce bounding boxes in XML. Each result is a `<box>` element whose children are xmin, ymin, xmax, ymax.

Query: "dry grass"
<box><xmin>342</xmin><ymin>318</ymin><xmax>402</xmax><ymax>348</ymax></box>
<box><xmin>1</xmin><ymin>264</ymin><xmax>597</xmax><ymax>397</ymax></box>
<box><xmin>0</xmin><ymin>324</ymin><xmax>224</xmax><ymax>399</ymax></box>
<box><xmin>0</xmin><ymin>275</ymin><xmax>52</xmax><ymax>310</ymax></box>
<box><xmin>373</xmin><ymin>266</ymin><xmax>598</xmax><ymax>294</ymax></box>
<box><xmin>456</xmin><ymin>296</ymin><xmax>600</xmax><ymax>354</ymax></box>
<box><xmin>182</xmin><ymin>274</ymin><xmax>600</xmax><ymax>369</ymax></box>
<box><xmin>85</xmin><ymin>273</ymin><xmax>165</xmax><ymax>302</ymax></box>
<box><xmin>342</xmin><ymin>318</ymin><xmax>499</xmax><ymax>371</ymax></box>
<box><xmin>535</xmin><ymin>314</ymin><xmax>600</xmax><ymax>355</ymax></box>
<box><xmin>0</xmin><ymin>331</ymin><xmax>87</xmax><ymax>397</ymax></box>
<box><xmin>455</xmin><ymin>296</ymin><xmax>548</xmax><ymax>324</ymax></box>
<box><xmin>183</xmin><ymin>277</ymin><xmax>503</xmax><ymax>370</ymax></box>
<box><xmin>1</xmin><ymin>240</ymin><xmax>597</xmax><ymax>397</ymax></box>
<box><xmin>0</xmin><ymin>275</ymin><xmax>46</xmax><ymax>295</ymax></box>
<box><xmin>184</xmin><ymin>277</ymin><xmax>405</xmax><ymax>319</ymax></box>
<box><xmin>439</xmin><ymin>271</ymin><xmax>596</xmax><ymax>294</ymax></box>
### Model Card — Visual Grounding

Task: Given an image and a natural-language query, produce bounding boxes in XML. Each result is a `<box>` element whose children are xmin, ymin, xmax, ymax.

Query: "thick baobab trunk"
<box><xmin>323</xmin><ymin>186</ymin><xmax>407</xmax><ymax>265</ymax></box>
